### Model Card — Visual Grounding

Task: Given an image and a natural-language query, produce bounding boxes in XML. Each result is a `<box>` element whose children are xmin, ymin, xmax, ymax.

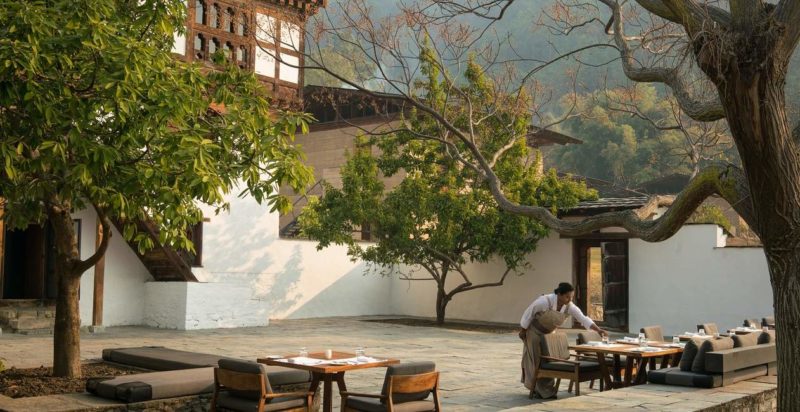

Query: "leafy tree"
<box><xmin>300</xmin><ymin>57</ymin><xmax>595</xmax><ymax>324</ymax></box>
<box><xmin>0</xmin><ymin>0</ymin><xmax>313</xmax><ymax>377</ymax></box>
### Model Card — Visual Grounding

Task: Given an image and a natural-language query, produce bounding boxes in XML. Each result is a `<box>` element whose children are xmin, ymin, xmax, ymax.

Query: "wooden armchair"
<box><xmin>533</xmin><ymin>332</ymin><xmax>604</xmax><ymax>397</ymax></box>
<box><xmin>697</xmin><ymin>323</ymin><xmax>719</xmax><ymax>335</ymax></box>
<box><xmin>341</xmin><ymin>361</ymin><xmax>441</xmax><ymax>412</ymax></box>
<box><xmin>211</xmin><ymin>359</ymin><xmax>313</xmax><ymax>412</ymax></box>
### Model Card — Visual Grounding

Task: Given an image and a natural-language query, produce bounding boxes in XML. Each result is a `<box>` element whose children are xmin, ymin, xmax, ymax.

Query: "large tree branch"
<box><xmin>634</xmin><ymin>0</ymin><xmax>731</xmax><ymax>27</ymax></box>
<box><xmin>482</xmin><ymin>164</ymin><xmax>755</xmax><ymax>242</ymax></box>
<box><xmin>74</xmin><ymin>203</ymin><xmax>112</xmax><ymax>275</ymax></box>
<box><xmin>601</xmin><ymin>0</ymin><xmax>726</xmax><ymax>121</ymax></box>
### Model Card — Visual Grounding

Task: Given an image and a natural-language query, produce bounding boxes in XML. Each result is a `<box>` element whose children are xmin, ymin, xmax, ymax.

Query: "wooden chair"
<box><xmin>211</xmin><ymin>359</ymin><xmax>313</xmax><ymax>412</ymax></box>
<box><xmin>696</xmin><ymin>323</ymin><xmax>718</xmax><ymax>335</ymax></box>
<box><xmin>533</xmin><ymin>332</ymin><xmax>603</xmax><ymax>397</ymax></box>
<box><xmin>762</xmin><ymin>316</ymin><xmax>775</xmax><ymax>329</ymax></box>
<box><xmin>341</xmin><ymin>361</ymin><xmax>441</xmax><ymax>412</ymax></box>
<box><xmin>641</xmin><ymin>325</ymin><xmax>664</xmax><ymax>341</ymax></box>
<box><xmin>744</xmin><ymin>318</ymin><xmax>760</xmax><ymax>329</ymax></box>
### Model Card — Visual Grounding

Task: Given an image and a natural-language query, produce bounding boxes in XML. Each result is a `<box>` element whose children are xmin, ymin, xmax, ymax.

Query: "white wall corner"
<box><xmin>715</xmin><ymin>225</ymin><xmax>727</xmax><ymax>248</ymax></box>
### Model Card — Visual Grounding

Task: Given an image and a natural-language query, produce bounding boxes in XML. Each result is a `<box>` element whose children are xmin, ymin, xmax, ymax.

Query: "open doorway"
<box><xmin>575</xmin><ymin>239</ymin><xmax>629</xmax><ymax>331</ymax></box>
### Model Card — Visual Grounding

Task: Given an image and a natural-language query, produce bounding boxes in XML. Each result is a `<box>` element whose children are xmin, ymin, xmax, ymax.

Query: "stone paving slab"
<box><xmin>0</xmin><ymin>317</ymin><xmax>777</xmax><ymax>411</ymax></box>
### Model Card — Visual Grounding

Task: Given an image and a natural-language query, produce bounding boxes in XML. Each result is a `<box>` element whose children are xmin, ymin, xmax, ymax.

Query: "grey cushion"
<box><xmin>89</xmin><ymin>367</ymin><xmax>214</xmax><ymax>402</ymax></box>
<box><xmin>577</xmin><ymin>331</ymin><xmax>601</xmax><ymax>345</ymax></box>
<box><xmin>697</xmin><ymin>323</ymin><xmax>718</xmax><ymax>335</ymax></box>
<box><xmin>216</xmin><ymin>392</ymin><xmax>306</xmax><ymax>412</ymax></box>
<box><xmin>679</xmin><ymin>339</ymin><xmax>701</xmax><ymax>372</ymax></box>
<box><xmin>647</xmin><ymin>367</ymin><xmax>721</xmax><ymax>388</ymax></box>
<box><xmin>692</xmin><ymin>337</ymin><xmax>734</xmax><ymax>373</ymax></box>
<box><xmin>705</xmin><ymin>344</ymin><xmax>777</xmax><ymax>373</ymax></box>
<box><xmin>102</xmin><ymin>346</ymin><xmax>232</xmax><ymax>371</ymax></box>
<box><xmin>541</xmin><ymin>332</ymin><xmax>570</xmax><ymax>360</ymax></box>
<box><xmin>540</xmin><ymin>360</ymin><xmax>600</xmax><ymax>373</ymax></box>
<box><xmin>347</xmin><ymin>397</ymin><xmax>435</xmax><ymax>412</ymax></box>
<box><xmin>640</xmin><ymin>325</ymin><xmax>663</xmax><ymax>341</ymax></box>
<box><xmin>381</xmin><ymin>362</ymin><xmax>435</xmax><ymax>404</ymax></box>
<box><xmin>758</xmin><ymin>330</ymin><xmax>775</xmax><ymax>344</ymax></box>
<box><xmin>732</xmin><ymin>332</ymin><xmax>759</xmax><ymax>348</ymax></box>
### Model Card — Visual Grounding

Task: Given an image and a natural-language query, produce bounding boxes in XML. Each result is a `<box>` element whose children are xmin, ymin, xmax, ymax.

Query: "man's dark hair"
<box><xmin>554</xmin><ymin>282</ymin><xmax>575</xmax><ymax>295</ymax></box>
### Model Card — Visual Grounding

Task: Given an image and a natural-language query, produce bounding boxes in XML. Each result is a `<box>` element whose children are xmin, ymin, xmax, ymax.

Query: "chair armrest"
<box><xmin>573</xmin><ymin>354</ymin><xmax>600</xmax><ymax>362</ymax></box>
<box><xmin>340</xmin><ymin>391</ymin><xmax>386</xmax><ymax>399</ymax></box>
<box><xmin>265</xmin><ymin>391</ymin><xmax>315</xmax><ymax>399</ymax></box>
<box><xmin>541</xmin><ymin>356</ymin><xmax>580</xmax><ymax>365</ymax></box>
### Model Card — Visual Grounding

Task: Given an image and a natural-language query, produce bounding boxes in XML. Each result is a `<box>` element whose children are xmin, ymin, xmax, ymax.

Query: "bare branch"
<box><xmin>601</xmin><ymin>0</ymin><xmax>726</xmax><ymax>121</ymax></box>
<box><xmin>447</xmin><ymin>266</ymin><xmax>514</xmax><ymax>297</ymax></box>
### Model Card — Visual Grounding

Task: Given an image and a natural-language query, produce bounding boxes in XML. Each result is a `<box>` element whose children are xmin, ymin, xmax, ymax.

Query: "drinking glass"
<box><xmin>698</xmin><ymin>328</ymin><xmax>706</xmax><ymax>336</ymax></box>
<box><xmin>355</xmin><ymin>346</ymin><xmax>367</xmax><ymax>361</ymax></box>
<box><xmin>298</xmin><ymin>347</ymin><xmax>308</xmax><ymax>358</ymax></box>
<box><xmin>638</xmin><ymin>332</ymin><xmax>646</xmax><ymax>347</ymax></box>
<box><xmin>601</xmin><ymin>335</ymin><xmax>609</xmax><ymax>345</ymax></box>
<box><xmin>672</xmin><ymin>336</ymin><xmax>680</xmax><ymax>344</ymax></box>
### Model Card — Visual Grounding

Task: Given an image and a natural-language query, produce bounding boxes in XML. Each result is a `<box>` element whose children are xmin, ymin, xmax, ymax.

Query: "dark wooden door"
<box><xmin>601</xmin><ymin>241</ymin><xmax>629</xmax><ymax>330</ymax></box>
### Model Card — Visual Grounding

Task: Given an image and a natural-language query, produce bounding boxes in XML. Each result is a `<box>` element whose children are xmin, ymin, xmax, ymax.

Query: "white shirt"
<box><xmin>519</xmin><ymin>293</ymin><xmax>595</xmax><ymax>330</ymax></box>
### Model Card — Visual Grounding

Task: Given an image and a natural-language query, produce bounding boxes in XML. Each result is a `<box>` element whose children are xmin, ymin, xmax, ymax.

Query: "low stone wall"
<box><xmin>702</xmin><ymin>386</ymin><xmax>776</xmax><ymax>412</ymax></box>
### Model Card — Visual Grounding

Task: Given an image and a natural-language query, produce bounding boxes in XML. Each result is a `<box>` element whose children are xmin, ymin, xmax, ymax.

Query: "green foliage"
<box><xmin>300</xmin><ymin>51</ymin><xmax>595</xmax><ymax>320</ymax></box>
<box><xmin>550</xmin><ymin>85</ymin><xmax>736</xmax><ymax>186</ymax></box>
<box><xmin>0</xmin><ymin>0</ymin><xmax>314</xmax><ymax>252</ymax></box>
<box><xmin>688</xmin><ymin>204</ymin><xmax>732</xmax><ymax>234</ymax></box>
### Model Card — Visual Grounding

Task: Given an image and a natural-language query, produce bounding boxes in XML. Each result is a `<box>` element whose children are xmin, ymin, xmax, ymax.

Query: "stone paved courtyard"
<box><xmin>0</xmin><ymin>317</ymin><xmax>777</xmax><ymax>411</ymax></box>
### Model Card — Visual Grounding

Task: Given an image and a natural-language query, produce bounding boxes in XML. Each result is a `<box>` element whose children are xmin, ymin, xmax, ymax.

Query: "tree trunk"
<box><xmin>47</xmin><ymin>200</ymin><xmax>83</xmax><ymax>378</ymax></box>
<box><xmin>710</xmin><ymin>29</ymin><xmax>800</xmax><ymax>408</ymax></box>
<box><xmin>53</xmin><ymin>270</ymin><xmax>81</xmax><ymax>377</ymax></box>
<box><xmin>435</xmin><ymin>286</ymin><xmax>448</xmax><ymax>325</ymax></box>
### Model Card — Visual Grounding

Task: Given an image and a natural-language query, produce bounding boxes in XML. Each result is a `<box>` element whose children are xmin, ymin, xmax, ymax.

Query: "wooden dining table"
<box><xmin>258</xmin><ymin>351</ymin><xmax>399</xmax><ymax>412</ymax></box>
<box><xmin>571</xmin><ymin>342</ymin><xmax>683</xmax><ymax>389</ymax></box>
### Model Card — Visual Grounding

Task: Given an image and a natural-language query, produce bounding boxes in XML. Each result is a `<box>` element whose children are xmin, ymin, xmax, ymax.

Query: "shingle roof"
<box><xmin>560</xmin><ymin>196</ymin><xmax>650</xmax><ymax>216</ymax></box>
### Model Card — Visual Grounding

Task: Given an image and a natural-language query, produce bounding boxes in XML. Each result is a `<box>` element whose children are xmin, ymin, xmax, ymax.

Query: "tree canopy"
<box><xmin>300</xmin><ymin>57</ymin><xmax>595</xmax><ymax>323</ymax></box>
<box><xmin>0</xmin><ymin>0</ymin><xmax>313</xmax><ymax>377</ymax></box>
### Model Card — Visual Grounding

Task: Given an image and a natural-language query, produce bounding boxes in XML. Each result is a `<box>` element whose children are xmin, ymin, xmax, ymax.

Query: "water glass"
<box><xmin>355</xmin><ymin>346</ymin><xmax>366</xmax><ymax>361</ymax></box>
<box><xmin>298</xmin><ymin>347</ymin><xmax>308</xmax><ymax>358</ymax></box>
<box><xmin>698</xmin><ymin>328</ymin><xmax>706</xmax><ymax>336</ymax></box>
<box><xmin>601</xmin><ymin>335</ymin><xmax>609</xmax><ymax>345</ymax></box>
<box><xmin>672</xmin><ymin>336</ymin><xmax>680</xmax><ymax>344</ymax></box>
<box><xmin>638</xmin><ymin>332</ymin><xmax>646</xmax><ymax>347</ymax></box>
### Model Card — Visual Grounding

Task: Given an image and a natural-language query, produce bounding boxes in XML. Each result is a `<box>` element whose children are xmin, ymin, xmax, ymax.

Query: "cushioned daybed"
<box><xmin>91</xmin><ymin>346</ymin><xmax>312</xmax><ymax>403</ymax></box>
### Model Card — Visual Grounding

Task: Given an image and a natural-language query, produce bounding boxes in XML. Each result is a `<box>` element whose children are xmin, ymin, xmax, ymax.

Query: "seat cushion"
<box><xmin>647</xmin><ymin>367</ymin><xmax>721</xmax><ymax>388</ymax></box>
<box><xmin>692</xmin><ymin>337</ymin><xmax>734</xmax><ymax>373</ymax></box>
<box><xmin>679</xmin><ymin>339</ymin><xmax>701</xmax><ymax>372</ymax></box>
<box><xmin>347</xmin><ymin>397</ymin><xmax>435</xmax><ymax>412</ymax></box>
<box><xmin>540</xmin><ymin>360</ymin><xmax>600</xmax><ymax>373</ymax></box>
<box><xmin>102</xmin><ymin>346</ymin><xmax>235</xmax><ymax>371</ymax></box>
<box><xmin>89</xmin><ymin>367</ymin><xmax>214</xmax><ymax>402</ymax></box>
<box><xmin>216</xmin><ymin>392</ymin><xmax>306</xmax><ymax>412</ymax></box>
<box><xmin>732</xmin><ymin>332</ymin><xmax>759</xmax><ymax>348</ymax></box>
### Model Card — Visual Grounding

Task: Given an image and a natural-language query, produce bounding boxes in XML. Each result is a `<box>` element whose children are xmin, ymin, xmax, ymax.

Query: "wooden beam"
<box><xmin>92</xmin><ymin>216</ymin><xmax>106</xmax><ymax>326</ymax></box>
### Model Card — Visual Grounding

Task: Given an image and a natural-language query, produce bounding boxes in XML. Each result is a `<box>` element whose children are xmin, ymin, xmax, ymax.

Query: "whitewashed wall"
<box><xmin>73</xmin><ymin>208</ymin><xmax>152</xmax><ymax>327</ymax></box>
<box><xmin>196</xmin><ymin>191</ymin><xmax>395</xmax><ymax>320</ymax></box>
<box><xmin>389</xmin><ymin>235</ymin><xmax>574</xmax><ymax>325</ymax></box>
<box><xmin>629</xmin><ymin>224</ymin><xmax>772</xmax><ymax>336</ymax></box>
<box><xmin>143</xmin><ymin>282</ymin><xmax>270</xmax><ymax>330</ymax></box>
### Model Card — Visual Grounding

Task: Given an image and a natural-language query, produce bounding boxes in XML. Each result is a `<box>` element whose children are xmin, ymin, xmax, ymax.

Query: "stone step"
<box><xmin>8</xmin><ymin>316</ymin><xmax>54</xmax><ymax>332</ymax></box>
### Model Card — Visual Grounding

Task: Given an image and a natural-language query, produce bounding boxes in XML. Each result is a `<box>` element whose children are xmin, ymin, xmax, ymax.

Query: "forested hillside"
<box><xmin>305</xmin><ymin>0</ymin><xmax>800</xmax><ymax>188</ymax></box>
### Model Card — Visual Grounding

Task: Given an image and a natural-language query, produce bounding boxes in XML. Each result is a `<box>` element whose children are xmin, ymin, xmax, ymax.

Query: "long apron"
<box><xmin>521</xmin><ymin>309</ymin><xmax>570</xmax><ymax>399</ymax></box>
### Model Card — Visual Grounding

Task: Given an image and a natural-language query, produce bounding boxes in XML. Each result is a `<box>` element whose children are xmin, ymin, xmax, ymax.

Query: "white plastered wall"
<box><xmin>73</xmin><ymin>208</ymin><xmax>152</xmax><ymax>327</ymax></box>
<box><xmin>628</xmin><ymin>224</ymin><xmax>772</xmax><ymax>336</ymax></box>
<box><xmin>389</xmin><ymin>234</ymin><xmax>574</xmax><ymax>325</ymax></box>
